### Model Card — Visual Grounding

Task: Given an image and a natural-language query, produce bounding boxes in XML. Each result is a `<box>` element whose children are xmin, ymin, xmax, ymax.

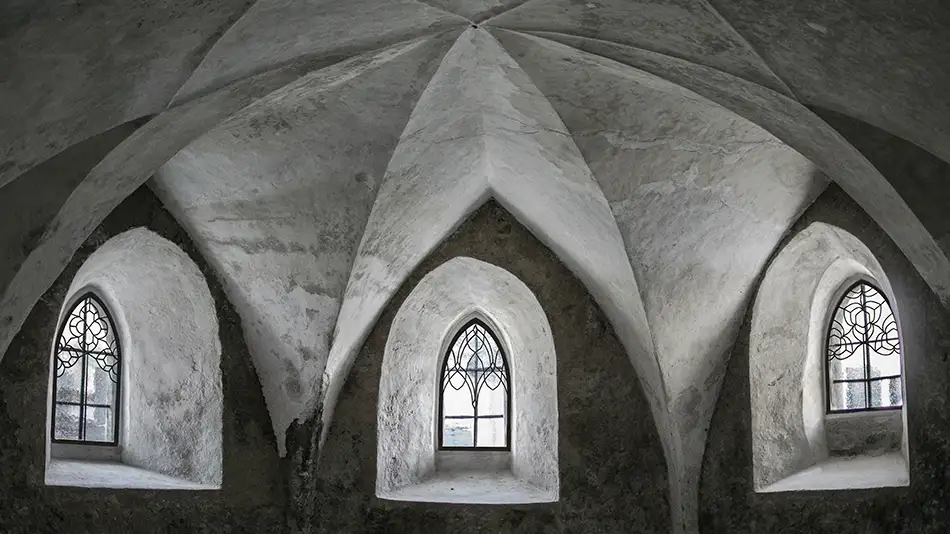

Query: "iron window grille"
<box><xmin>826</xmin><ymin>281</ymin><xmax>902</xmax><ymax>413</ymax></box>
<box><xmin>439</xmin><ymin>319</ymin><xmax>511</xmax><ymax>450</ymax></box>
<box><xmin>51</xmin><ymin>293</ymin><xmax>122</xmax><ymax>445</ymax></box>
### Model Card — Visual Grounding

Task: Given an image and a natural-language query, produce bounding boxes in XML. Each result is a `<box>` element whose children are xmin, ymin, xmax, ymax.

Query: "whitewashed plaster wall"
<box><xmin>152</xmin><ymin>35</ymin><xmax>452</xmax><ymax>454</ymax></box>
<box><xmin>492</xmin><ymin>28</ymin><xmax>826</xmax><ymax>530</ymax></box>
<box><xmin>2</xmin><ymin>3</ymin><xmax>950</xmax><ymax>532</ymax></box>
<box><xmin>55</xmin><ymin>228</ymin><xmax>222</xmax><ymax>487</ymax></box>
<box><xmin>322</xmin><ymin>30</ymin><xmax>660</xmax><ymax>479</ymax></box>
<box><xmin>750</xmin><ymin>222</ymin><xmax>907</xmax><ymax>491</ymax></box>
<box><xmin>376</xmin><ymin>257</ymin><xmax>558</xmax><ymax>503</ymax></box>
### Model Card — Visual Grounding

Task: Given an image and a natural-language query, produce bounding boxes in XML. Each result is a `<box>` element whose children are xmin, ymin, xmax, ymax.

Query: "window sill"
<box><xmin>378</xmin><ymin>450</ymin><xmax>556</xmax><ymax>504</ymax></box>
<box><xmin>45</xmin><ymin>459</ymin><xmax>218</xmax><ymax>490</ymax></box>
<box><xmin>380</xmin><ymin>471</ymin><xmax>555</xmax><ymax>504</ymax></box>
<box><xmin>757</xmin><ymin>451</ymin><xmax>909</xmax><ymax>492</ymax></box>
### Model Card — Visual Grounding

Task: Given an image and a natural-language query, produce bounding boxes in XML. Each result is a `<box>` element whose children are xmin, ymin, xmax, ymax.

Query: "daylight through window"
<box><xmin>439</xmin><ymin>319</ymin><xmax>510</xmax><ymax>449</ymax></box>
<box><xmin>52</xmin><ymin>294</ymin><xmax>121</xmax><ymax>444</ymax></box>
<box><xmin>826</xmin><ymin>282</ymin><xmax>902</xmax><ymax>412</ymax></box>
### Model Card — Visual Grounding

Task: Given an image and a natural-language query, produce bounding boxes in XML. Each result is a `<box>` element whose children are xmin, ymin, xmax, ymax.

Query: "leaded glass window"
<box><xmin>826</xmin><ymin>282</ymin><xmax>902</xmax><ymax>413</ymax></box>
<box><xmin>439</xmin><ymin>319</ymin><xmax>510</xmax><ymax>449</ymax></box>
<box><xmin>51</xmin><ymin>294</ymin><xmax>121</xmax><ymax>444</ymax></box>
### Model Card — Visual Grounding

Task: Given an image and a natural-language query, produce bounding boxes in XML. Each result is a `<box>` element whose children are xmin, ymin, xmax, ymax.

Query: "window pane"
<box><xmin>85</xmin><ymin>357</ymin><xmax>117</xmax><ymax>406</ymax></box>
<box><xmin>52</xmin><ymin>294</ymin><xmax>122</xmax><ymax>444</ymax></box>
<box><xmin>828</xmin><ymin>348</ymin><xmax>865</xmax><ymax>381</ymax></box>
<box><xmin>55</xmin><ymin>354</ymin><xmax>83</xmax><ymax>403</ymax></box>
<box><xmin>476</xmin><ymin>382</ymin><xmax>506</xmax><ymax>417</ymax></box>
<box><xmin>830</xmin><ymin>381</ymin><xmax>867</xmax><ymax>411</ymax></box>
<box><xmin>54</xmin><ymin>404</ymin><xmax>81</xmax><ymax>440</ymax></box>
<box><xmin>868</xmin><ymin>345</ymin><xmax>901</xmax><ymax>378</ymax></box>
<box><xmin>443</xmin><ymin>417</ymin><xmax>474</xmax><ymax>447</ymax></box>
<box><xmin>476</xmin><ymin>417</ymin><xmax>505</xmax><ymax>447</ymax></box>
<box><xmin>440</xmin><ymin>320</ymin><xmax>509</xmax><ymax>449</ymax></box>
<box><xmin>442</xmin><ymin>383</ymin><xmax>473</xmax><ymax>417</ymax></box>
<box><xmin>83</xmin><ymin>406</ymin><xmax>114</xmax><ymax>442</ymax></box>
<box><xmin>870</xmin><ymin>378</ymin><xmax>903</xmax><ymax>408</ymax></box>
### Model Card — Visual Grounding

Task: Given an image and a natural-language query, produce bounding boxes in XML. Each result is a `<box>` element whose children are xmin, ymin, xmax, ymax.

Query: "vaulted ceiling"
<box><xmin>2</xmin><ymin>1</ymin><xmax>948</xmax><ymax>532</ymax></box>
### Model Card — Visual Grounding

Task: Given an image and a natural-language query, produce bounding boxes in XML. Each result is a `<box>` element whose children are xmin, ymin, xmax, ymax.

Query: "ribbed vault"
<box><xmin>2</xmin><ymin>2</ymin><xmax>949</xmax><ymax>532</ymax></box>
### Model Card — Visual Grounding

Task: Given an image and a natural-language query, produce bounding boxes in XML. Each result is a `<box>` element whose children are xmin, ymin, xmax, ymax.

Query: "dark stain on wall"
<box><xmin>303</xmin><ymin>200</ymin><xmax>671</xmax><ymax>533</ymax></box>
<box><xmin>0</xmin><ymin>186</ymin><xmax>284</xmax><ymax>533</ymax></box>
<box><xmin>700</xmin><ymin>185</ymin><xmax>950</xmax><ymax>533</ymax></box>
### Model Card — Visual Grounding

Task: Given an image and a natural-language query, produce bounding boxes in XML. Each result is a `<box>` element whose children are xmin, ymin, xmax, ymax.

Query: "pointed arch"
<box><xmin>51</xmin><ymin>292</ymin><xmax>122</xmax><ymax>445</ymax></box>
<box><xmin>438</xmin><ymin>317</ymin><xmax>511</xmax><ymax>450</ymax></box>
<box><xmin>825</xmin><ymin>280</ymin><xmax>903</xmax><ymax>413</ymax></box>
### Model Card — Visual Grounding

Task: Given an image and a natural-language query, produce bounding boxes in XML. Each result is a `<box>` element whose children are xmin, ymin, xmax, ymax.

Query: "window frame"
<box><xmin>437</xmin><ymin>317</ymin><xmax>512</xmax><ymax>451</ymax></box>
<box><xmin>824</xmin><ymin>280</ymin><xmax>903</xmax><ymax>415</ymax></box>
<box><xmin>50</xmin><ymin>291</ymin><xmax>123</xmax><ymax>446</ymax></box>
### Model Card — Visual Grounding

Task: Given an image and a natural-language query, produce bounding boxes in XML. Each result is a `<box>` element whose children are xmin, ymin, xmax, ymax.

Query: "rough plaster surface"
<box><xmin>487</xmin><ymin>0</ymin><xmax>791</xmax><ymax>93</ymax></box>
<box><xmin>758</xmin><ymin>452</ymin><xmax>909</xmax><ymax>493</ymax></box>
<box><xmin>1</xmin><ymin>3</ymin><xmax>950</xmax><ymax>532</ymax></box>
<box><xmin>322</xmin><ymin>29</ymin><xmax>660</xmax><ymax>484</ymax></box>
<box><xmin>309</xmin><ymin>202</ymin><xmax>670</xmax><ymax>532</ymax></box>
<box><xmin>701</xmin><ymin>186</ymin><xmax>950</xmax><ymax>532</ymax></box>
<box><xmin>0</xmin><ymin>36</ymin><xmax>447</xmax><ymax>370</ymax></box>
<box><xmin>0</xmin><ymin>187</ymin><xmax>282</xmax><ymax>532</ymax></box>
<box><xmin>749</xmin><ymin>221</ymin><xmax>901</xmax><ymax>490</ymax></box>
<box><xmin>62</xmin><ymin>228</ymin><xmax>222</xmax><ymax>486</ymax></box>
<box><xmin>46</xmin><ymin>460</ymin><xmax>213</xmax><ymax>490</ymax></box>
<box><xmin>707</xmin><ymin>0</ymin><xmax>950</xmax><ymax>167</ymax></box>
<box><xmin>494</xmin><ymin>27</ymin><xmax>825</xmax><ymax>530</ymax></box>
<box><xmin>504</xmin><ymin>30</ymin><xmax>950</xmax><ymax>311</ymax></box>
<box><xmin>0</xmin><ymin>0</ymin><xmax>254</xmax><ymax>187</ymax></box>
<box><xmin>377</xmin><ymin>257</ymin><xmax>558</xmax><ymax>502</ymax></box>
<box><xmin>153</xmin><ymin>34</ymin><xmax>453</xmax><ymax>454</ymax></box>
<box><xmin>171</xmin><ymin>0</ymin><xmax>465</xmax><ymax>102</ymax></box>
<box><xmin>825</xmin><ymin>411</ymin><xmax>903</xmax><ymax>457</ymax></box>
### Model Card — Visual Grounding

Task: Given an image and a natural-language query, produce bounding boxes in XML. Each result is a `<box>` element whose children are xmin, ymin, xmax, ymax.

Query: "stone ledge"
<box><xmin>45</xmin><ymin>459</ymin><xmax>218</xmax><ymax>490</ymax></box>
<box><xmin>379</xmin><ymin>471</ymin><xmax>555</xmax><ymax>504</ymax></box>
<box><xmin>757</xmin><ymin>452</ymin><xmax>909</xmax><ymax>493</ymax></box>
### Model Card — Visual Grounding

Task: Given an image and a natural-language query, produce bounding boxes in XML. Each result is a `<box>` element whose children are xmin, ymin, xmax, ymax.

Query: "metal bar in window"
<box><xmin>861</xmin><ymin>285</ymin><xmax>871</xmax><ymax>409</ymax></box>
<box><xmin>78</xmin><ymin>298</ymin><xmax>88</xmax><ymax>441</ymax></box>
<box><xmin>827</xmin><ymin>337</ymin><xmax>900</xmax><ymax>348</ymax></box>
<box><xmin>831</xmin><ymin>375</ymin><xmax>901</xmax><ymax>384</ymax></box>
<box><xmin>57</xmin><ymin>347</ymin><xmax>117</xmax><ymax>357</ymax></box>
<box><xmin>55</xmin><ymin>401</ymin><xmax>114</xmax><ymax>409</ymax></box>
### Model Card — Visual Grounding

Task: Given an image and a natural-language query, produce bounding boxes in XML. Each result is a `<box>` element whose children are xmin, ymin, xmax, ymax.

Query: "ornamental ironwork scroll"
<box><xmin>826</xmin><ymin>282</ymin><xmax>902</xmax><ymax>413</ymax></box>
<box><xmin>439</xmin><ymin>319</ymin><xmax>510</xmax><ymax>449</ymax></box>
<box><xmin>51</xmin><ymin>293</ymin><xmax>122</xmax><ymax>444</ymax></box>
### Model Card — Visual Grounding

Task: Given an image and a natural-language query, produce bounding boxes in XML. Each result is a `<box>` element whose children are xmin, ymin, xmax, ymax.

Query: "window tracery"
<box><xmin>51</xmin><ymin>293</ymin><xmax>121</xmax><ymax>444</ymax></box>
<box><xmin>826</xmin><ymin>281</ymin><xmax>902</xmax><ymax>413</ymax></box>
<box><xmin>439</xmin><ymin>319</ymin><xmax>510</xmax><ymax>449</ymax></box>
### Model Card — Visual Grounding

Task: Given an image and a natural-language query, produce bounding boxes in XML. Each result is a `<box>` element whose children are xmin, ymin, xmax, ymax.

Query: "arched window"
<box><xmin>826</xmin><ymin>281</ymin><xmax>902</xmax><ymax>413</ymax></box>
<box><xmin>439</xmin><ymin>319</ymin><xmax>510</xmax><ymax>450</ymax></box>
<box><xmin>51</xmin><ymin>293</ymin><xmax>121</xmax><ymax>444</ymax></box>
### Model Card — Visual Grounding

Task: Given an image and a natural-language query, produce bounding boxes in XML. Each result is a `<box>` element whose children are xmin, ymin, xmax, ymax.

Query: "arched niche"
<box><xmin>45</xmin><ymin>227</ymin><xmax>222</xmax><ymax>489</ymax></box>
<box><xmin>376</xmin><ymin>256</ymin><xmax>558</xmax><ymax>504</ymax></box>
<box><xmin>750</xmin><ymin>222</ymin><xmax>909</xmax><ymax>492</ymax></box>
